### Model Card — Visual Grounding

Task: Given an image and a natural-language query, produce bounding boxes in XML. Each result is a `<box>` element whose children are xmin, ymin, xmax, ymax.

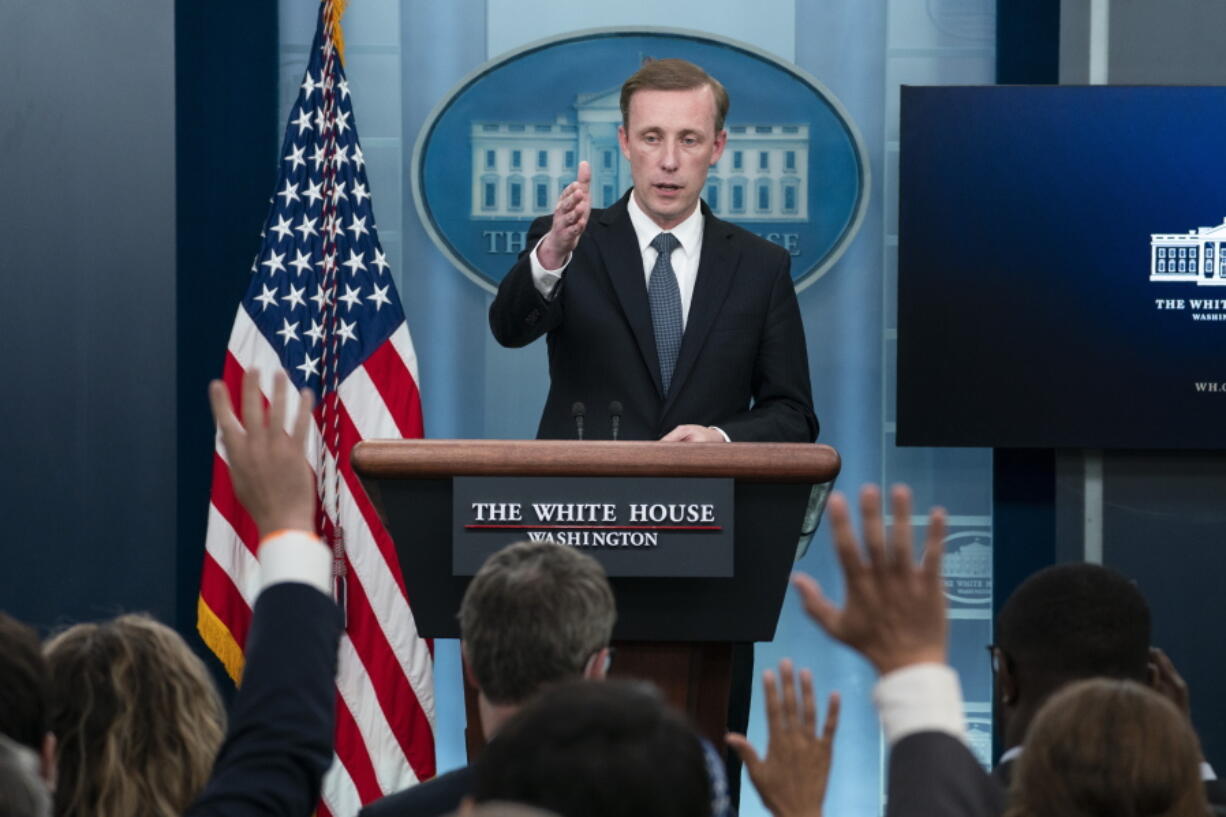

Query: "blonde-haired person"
<box><xmin>1005</xmin><ymin>678</ymin><xmax>1208</xmax><ymax>817</ymax></box>
<box><xmin>45</xmin><ymin>613</ymin><xmax>225</xmax><ymax>817</ymax></box>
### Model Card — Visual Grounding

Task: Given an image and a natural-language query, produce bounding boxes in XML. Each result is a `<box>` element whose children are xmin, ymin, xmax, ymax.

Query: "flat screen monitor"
<box><xmin>897</xmin><ymin>86</ymin><xmax>1226</xmax><ymax>449</ymax></box>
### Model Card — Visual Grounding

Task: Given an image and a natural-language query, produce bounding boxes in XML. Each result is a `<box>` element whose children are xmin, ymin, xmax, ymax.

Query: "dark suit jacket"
<box><xmin>186</xmin><ymin>583</ymin><xmax>342</xmax><ymax>817</ymax></box>
<box><xmin>489</xmin><ymin>191</ymin><xmax>817</xmax><ymax>443</ymax></box>
<box><xmin>885</xmin><ymin>732</ymin><xmax>1004</xmax><ymax>817</ymax></box>
<box><xmin>358</xmin><ymin>765</ymin><xmax>474</xmax><ymax>817</ymax></box>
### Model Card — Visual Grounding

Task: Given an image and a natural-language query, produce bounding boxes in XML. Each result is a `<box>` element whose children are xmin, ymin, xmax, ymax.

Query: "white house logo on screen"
<box><xmin>941</xmin><ymin>531</ymin><xmax>991</xmax><ymax>609</ymax></box>
<box><xmin>1150</xmin><ymin>218</ymin><xmax>1226</xmax><ymax>285</ymax></box>
<box><xmin>412</xmin><ymin>28</ymin><xmax>869</xmax><ymax>295</ymax></box>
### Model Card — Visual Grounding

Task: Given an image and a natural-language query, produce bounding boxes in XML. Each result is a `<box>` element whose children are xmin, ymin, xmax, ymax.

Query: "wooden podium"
<box><xmin>352</xmin><ymin>439</ymin><xmax>840</xmax><ymax>757</ymax></box>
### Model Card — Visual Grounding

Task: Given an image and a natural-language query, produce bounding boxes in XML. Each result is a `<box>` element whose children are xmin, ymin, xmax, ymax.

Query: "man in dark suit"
<box><xmin>359</xmin><ymin>540</ymin><xmax>617</xmax><ymax>817</ymax></box>
<box><xmin>186</xmin><ymin>369</ymin><xmax>342</xmax><ymax>817</ymax></box>
<box><xmin>490</xmin><ymin>58</ymin><xmax>817</xmax><ymax>445</ymax></box>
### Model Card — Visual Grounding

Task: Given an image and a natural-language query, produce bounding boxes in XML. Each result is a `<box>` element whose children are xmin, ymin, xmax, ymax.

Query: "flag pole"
<box><xmin>316</xmin><ymin>0</ymin><xmax>349</xmax><ymax>621</ymax></box>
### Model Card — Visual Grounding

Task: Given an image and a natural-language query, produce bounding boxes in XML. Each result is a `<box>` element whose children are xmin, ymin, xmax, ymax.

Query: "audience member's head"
<box><xmin>472</xmin><ymin>680</ymin><xmax>711</xmax><ymax>817</ymax></box>
<box><xmin>0</xmin><ymin>734</ymin><xmax>51</xmax><ymax>817</ymax></box>
<box><xmin>460</xmin><ymin>541</ymin><xmax>616</xmax><ymax>712</ymax></box>
<box><xmin>1005</xmin><ymin>678</ymin><xmax>1206</xmax><ymax>817</ymax></box>
<box><xmin>44</xmin><ymin>613</ymin><xmax>226</xmax><ymax>817</ymax></box>
<box><xmin>0</xmin><ymin>613</ymin><xmax>54</xmax><ymax>785</ymax></box>
<box><xmin>994</xmin><ymin>563</ymin><xmax>1150</xmax><ymax>748</ymax></box>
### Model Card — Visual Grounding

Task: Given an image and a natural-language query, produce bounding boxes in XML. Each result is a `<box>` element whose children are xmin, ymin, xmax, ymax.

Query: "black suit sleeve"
<box><xmin>716</xmin><ymin>251</ymin><xmax>818</xmax><ymax>442</ymax></box>
<box><xmin>186</xmin><ymin>583</ymin><xmax>342</xmax><ymax>817</ymax></box>
<box><xmin>885</xmin><ymin>732</ymin><xmax>1005</xmax><ymax>817</ymax></box>
<box><xmin>358</xmin><ymin>766</ymin><xmax>475</xmax><ymax>817</ymax></box>
<box><xmin>489</xmin><ymin>216</ymin><xmax>564</xmax><ymax>348</ymax></box>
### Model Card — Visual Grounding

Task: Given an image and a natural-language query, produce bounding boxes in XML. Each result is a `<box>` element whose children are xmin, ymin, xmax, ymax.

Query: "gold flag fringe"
<box><xmin>197</xmin><ymin>596</ymin><xmax>246</xmax><ymax>685</ymax></box>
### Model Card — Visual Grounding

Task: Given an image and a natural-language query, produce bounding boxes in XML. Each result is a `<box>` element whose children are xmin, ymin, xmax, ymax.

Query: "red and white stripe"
<box><xmin>200</xmin><ymin>305</ymin><xmax>435</xmax><ymax>815</ymax></box>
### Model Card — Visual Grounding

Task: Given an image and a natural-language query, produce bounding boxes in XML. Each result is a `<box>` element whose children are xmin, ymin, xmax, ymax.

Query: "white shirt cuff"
<box><xmin>873</xmin><ymin>663</ymin><xmax>966</xmax><ymax>747</ymax></box>
<box><xmin>1202</xmin><ymin>761</ymin><xmax>1217</xmax><ymax>781</ymax></box>
<box><xmin>710</xmin><ymin>426</ymin><xmax>731</xmax><ymax>442</ymax></box>
<box><xmin>529</xmin><ymin>236</ymin><xmax>569</xmax><ymax>299</ymax></box>
<box><xmin>257</xmin><ymin>531</ymin><xmax>332</xmax><ymax>596</ymax></box>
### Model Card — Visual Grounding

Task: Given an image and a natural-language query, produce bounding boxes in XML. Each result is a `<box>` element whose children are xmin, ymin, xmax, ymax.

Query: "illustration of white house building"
<box><xmin>1150</xmin><ymin>218</ymin><xmax>1226</xmax><ymax>285</ymax></box>
<box><xmin>470</xmin><ymin>88</ymin><xmax>809</xmax><ymax>221</ymax></box>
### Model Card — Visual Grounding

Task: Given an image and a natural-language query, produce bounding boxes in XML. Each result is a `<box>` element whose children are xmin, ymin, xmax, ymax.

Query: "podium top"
<box><xmin>352</xmin><ymin>439</ymin><xmax>840</xmax><ymax>484</ymax></box>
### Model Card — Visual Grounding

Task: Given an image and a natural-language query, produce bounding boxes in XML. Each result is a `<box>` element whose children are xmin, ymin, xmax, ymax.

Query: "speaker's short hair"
<box><xmin>620</xmin><ymin>59</ymin><xmax>730</xmax><ymax>132</ymax></box>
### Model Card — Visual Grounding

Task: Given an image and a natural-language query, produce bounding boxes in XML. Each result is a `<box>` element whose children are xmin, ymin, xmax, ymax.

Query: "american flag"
<box><xmin>197</xmin><ymin>2</ymin><xmax>436</xmax><ymax>813</ymax></box>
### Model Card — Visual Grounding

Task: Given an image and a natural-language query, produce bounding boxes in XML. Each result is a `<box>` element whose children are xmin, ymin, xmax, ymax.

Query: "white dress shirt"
<box><xmin>257</xmin><ymin>530</ymin><xmax>332</xmax><ymax>596</ymax></box>
<box><xmin>530</xmin><ymin>193</ymin><xmax>705</xmax><ymax>330</ymax></box>
<box><xmin>873</xmin><ymin>663</ymin><xmax>968</xmax><ymax>747</ymax></box>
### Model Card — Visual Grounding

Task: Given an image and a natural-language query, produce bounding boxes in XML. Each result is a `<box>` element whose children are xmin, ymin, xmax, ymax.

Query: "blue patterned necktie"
<box><xmin>648</xmin><ymin>232</ymin><xmax>683</xmax><ymax>395</ymax></box>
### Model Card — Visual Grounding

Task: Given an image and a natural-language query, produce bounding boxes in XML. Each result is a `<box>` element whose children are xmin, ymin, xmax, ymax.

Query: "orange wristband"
<box><xmin>258</xmin><ymin>528</ymin><xmax>321</xmax><ymax>547</ymax></box>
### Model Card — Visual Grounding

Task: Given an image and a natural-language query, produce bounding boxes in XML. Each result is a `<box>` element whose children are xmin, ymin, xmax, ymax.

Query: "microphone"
<box><xmin>609</xmin><ymin>401</ymin><xmax>623</xmax><ymax>441</ymax></box>
<box><xmin>571</xmin><ymin>401</ymin><xmax>586</xmax><ymax>440</ymax></box>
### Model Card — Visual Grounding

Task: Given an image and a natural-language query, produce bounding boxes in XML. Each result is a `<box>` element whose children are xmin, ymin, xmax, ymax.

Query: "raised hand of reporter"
<box><xmin>727</xmin><ymin>659</ymin><xmax>840</xmax><ymax>817</ymax></box>
<box><xmin>208</xmin><ymin>369</ymin><xmax>315</xmax><ymax>537</ymax></box>
<box><xmin>536</xmin><ymin>160</ymin><xmax>591</xmax><ymax>270</ymax></box>
<box><xmin>792</xmin><ymin>484</ymin><xmax>948</xmax><ymax>675</ymax></box>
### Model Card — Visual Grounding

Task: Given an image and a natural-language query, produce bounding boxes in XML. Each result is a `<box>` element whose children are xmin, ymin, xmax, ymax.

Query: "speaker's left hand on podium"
<box><xmin>660</xmin><ymin>424</ymin><xmax>728</xmax><ymax>442</ymax></box>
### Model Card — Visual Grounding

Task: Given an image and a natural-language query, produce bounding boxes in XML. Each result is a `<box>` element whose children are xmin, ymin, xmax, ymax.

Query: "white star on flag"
<box><xmin>254</xmin><ymin>283</ymin><xmax>278</xmax><ymax>311</ymax></box>
<box><xmin>293</xmin><ymin>107</ymin><xmax>312</xmax><ymax>135</ymax></box>
<box><xmin>271</xmin><ymin>215</ymin><xmax>294</xmax><ymax>242</ymax></box>
<box><xmin>294</xmin><ymin>215</ymin><xmax>318</xmax><ymax>240</ymax></box>
<box><xmin>309</xmin><ymin>287</ymin><xmax>331</xmax><ymax>312</ymax></box>
<box><xmin>303</xmin><ymin>179</ymin><xmax>325</xmax><ymax>207</ymax></box>
<box><xmin>368</xmin><ymin>282</ymin><xmax>391</xmax><ymax>311</ymax></box>
<box><xmin>285</xmin><ymin>144</ymin><xmax>306</xmax><ymax>171</ymax></box>
<box><xmin>261</xmin><ymin>249</ymin><xmax>287</xmax><ymax>275</ymax></box>
<box><xmin>290</xmin><ymin>249</ymin><xmax>313</xmax><ymax>276</ymax></box>
<box><xmin>372</xmin><ymin>248</ymin><xmax>390</xmax><ymax>275</ymax></box>
<box><xmin>304</xmin><ymin>318</ymin><xmax>325</xmax><ymax>345</ymax></box>
<box><xmin>295</xmin><ymin>352</ymin><xmax>320</xmax><ymax>378</ymax></box>
<box><xmin>275</xmin><ymin>318</ymin><xmax>300</xmax><ymax>346</ymax></box>
<box><xmin>339</xmin><ymin>283</ymin><xmax>363</xmax><ymax>311</ymax></box>
<box><xmin>310</xmin><ymin>143</ymin><xmax>327</xmax><ymax>171</ymax></box>
<box><xmin>283</xmin><ymin>283</ymin><xmax>307</xmax><ymax>310</ymax></box>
